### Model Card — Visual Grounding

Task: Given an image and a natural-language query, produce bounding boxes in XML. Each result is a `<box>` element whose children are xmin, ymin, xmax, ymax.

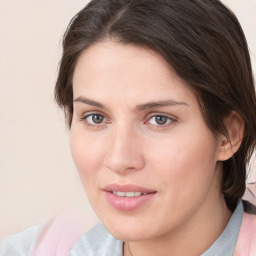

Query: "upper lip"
<box><xmin>103</xmin><ymin>184</ymin><xmax>156</xmax><ymax>193</ymax></box>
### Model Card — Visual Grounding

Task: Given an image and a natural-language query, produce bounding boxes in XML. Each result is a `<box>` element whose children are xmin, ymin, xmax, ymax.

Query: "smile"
<box><xmin>112</xmin><ymin>191</ymin><xmax>148</xmax><ymax>197</ymax></box>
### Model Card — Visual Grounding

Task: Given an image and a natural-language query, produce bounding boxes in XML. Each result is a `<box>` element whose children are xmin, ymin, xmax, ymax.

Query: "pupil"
<box><xmin>156</xmin><ymin>116</ymin><xmax>167</xmax><ymax>125</ymax></box>
<box><xmin>92</xmin><ymin>115</ymin><xmax>103</xmax><ymax>124</ymax></box>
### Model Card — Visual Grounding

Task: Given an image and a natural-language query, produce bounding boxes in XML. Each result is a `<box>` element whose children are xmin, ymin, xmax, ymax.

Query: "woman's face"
<box><xmin>71</xmin><ymin>41</ymin><xmax>224</xmax><ymax>241</ymax></box>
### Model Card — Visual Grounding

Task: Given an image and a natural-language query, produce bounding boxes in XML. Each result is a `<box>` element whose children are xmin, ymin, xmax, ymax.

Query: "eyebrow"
<box><xmin>73</xmin><ymin>96</ymin><xmax>188</xmax><ymax>111</ymax></box>
<box><xmin>73</xmin><ymin>96</ymin><xmax>106</xmax><ymax>109</ymax></box>
<box><xmin>135</xmin><ymin>100</ymin><xmax>189</xmax><ymax>111</ymax></box>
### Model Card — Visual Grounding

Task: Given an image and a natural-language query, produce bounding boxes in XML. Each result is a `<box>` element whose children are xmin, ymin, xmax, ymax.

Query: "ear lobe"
<box><xmin>217</xmin><ymin>111</ymin><xmax>244</xmax><ymax>161</ymax></box>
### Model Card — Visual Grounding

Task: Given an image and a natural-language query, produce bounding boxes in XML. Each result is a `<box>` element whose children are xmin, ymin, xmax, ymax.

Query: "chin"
<box><xmin>102</xmin><ymin>217</ymin><xmax>157</xmax><ymax>241</ymax></box>
<box><xmin>109</xmin><ymin>228</ymin><xmax>149</xmax><ymax>242</ymax></box>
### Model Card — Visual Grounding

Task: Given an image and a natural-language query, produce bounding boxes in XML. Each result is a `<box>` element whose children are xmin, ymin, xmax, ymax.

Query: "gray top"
<box><xmin>0</xmin><ymin>200</ymin><xmax>243</xmax><ymax>256</ymax></box>
<box><xmin>0</xmin><ymin>225</ymin><xmax>40</xmax><ymax>256</ymax></box>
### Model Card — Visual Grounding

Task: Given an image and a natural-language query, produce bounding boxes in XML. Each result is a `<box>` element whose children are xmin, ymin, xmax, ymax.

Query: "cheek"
<box><xmin>146</xmin><ymin>132</ymin><xmax>219</xmax><ymax>224</ymax></box>
<box><xmin>70</xmin><ymin>129</ymin><xmax>106</xmax><ymax>184</ymax></box>
<box><xmin>148</xmin><ymin>128</ymin><xmax>218</xmax><ymax>193</ymax></box>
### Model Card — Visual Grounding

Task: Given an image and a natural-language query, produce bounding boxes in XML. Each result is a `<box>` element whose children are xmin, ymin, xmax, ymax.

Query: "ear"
<box><xmin>217</xmin><ymin>111</ymin><xmax>244</xmax><ymax>161</ymax></box>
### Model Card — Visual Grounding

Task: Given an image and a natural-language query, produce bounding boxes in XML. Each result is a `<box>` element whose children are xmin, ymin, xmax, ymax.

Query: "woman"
<box><xmin>1</xmin><ymin>0</ymin><xmax>256</xmax><ymax>255</ymax></box>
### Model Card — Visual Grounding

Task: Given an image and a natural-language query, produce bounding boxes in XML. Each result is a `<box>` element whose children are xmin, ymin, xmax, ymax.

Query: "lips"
<box><xmin>103</xmin><ymin>184</ymin><xmax>156</xmax><ymax>211</ymax></box>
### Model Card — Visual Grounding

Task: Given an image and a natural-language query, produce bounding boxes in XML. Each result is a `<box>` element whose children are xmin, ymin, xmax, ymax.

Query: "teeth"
<box><xmin>116</xmin><ymin>191</ymin><xmax>126</xmax><ymax>197</ymax></box>
<box><xmin>113</xmin><ymin>191</ymin><xmax>144</xmax><ymax>197</ymax></box>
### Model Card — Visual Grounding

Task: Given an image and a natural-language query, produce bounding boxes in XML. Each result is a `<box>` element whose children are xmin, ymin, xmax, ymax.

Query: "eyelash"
<box><xmin>80</xmin><ymin>112</ymin><xmax>177</xmax><ymax>129</ymax></box>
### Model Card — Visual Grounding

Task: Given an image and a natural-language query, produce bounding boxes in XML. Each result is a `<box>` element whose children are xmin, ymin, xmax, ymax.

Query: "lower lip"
<box><xmin>104</xmin><ymin>191</ymin><xmax>156</xmax><ymax>211</ymax></box>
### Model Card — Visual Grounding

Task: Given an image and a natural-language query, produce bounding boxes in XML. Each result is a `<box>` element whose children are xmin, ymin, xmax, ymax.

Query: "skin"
<box><xmin>70</xmin><ymin>41</ymin><xmax>234</xmax><ymax>256</ymax></box>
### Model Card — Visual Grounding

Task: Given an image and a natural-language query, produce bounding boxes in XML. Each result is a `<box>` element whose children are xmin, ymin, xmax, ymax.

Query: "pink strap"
<box><xmin>234</xmin><ymin>184</ymin><xmax>256</xmax><ymax>255</ymax></box>
<box><xmin>29</xmin><ymin>209</ymin><xmax>91</xmax><ymax>256</ymax></box>
<box><xmin>234</xmin><ymin>212</ymin><xmax>256</xmax><ymax>256</ymax></box>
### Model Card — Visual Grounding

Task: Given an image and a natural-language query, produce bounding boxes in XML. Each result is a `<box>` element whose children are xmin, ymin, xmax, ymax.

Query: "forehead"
<box><xmin>73</xmin><ymin>40</ymin><xmax>173</xmax><ymax>83</ymax></box>
<box><xmin>72</xmin><ymin>40</ymin><xmax>198</xmax><ymax>108</ymax></box>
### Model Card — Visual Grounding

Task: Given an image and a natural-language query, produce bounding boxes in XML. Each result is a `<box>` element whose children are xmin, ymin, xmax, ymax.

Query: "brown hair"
<box><xmin>55</xmin><ymin>0</ymin><xmax>256</xmax><ymax>210</ymax></box>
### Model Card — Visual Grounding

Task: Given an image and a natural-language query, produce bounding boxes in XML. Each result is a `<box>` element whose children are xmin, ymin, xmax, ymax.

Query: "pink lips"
<box><xmin>103</xmin><ymin>184</ymin><xmax>156</xmax><ymax>211</ymax></box>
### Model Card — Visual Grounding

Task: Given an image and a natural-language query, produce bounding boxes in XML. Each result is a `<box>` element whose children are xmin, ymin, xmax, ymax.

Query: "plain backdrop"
<box><xmin>0</xmin><ymin>0</ymin><xmax>256</xmax><ymax>240</ymax></box>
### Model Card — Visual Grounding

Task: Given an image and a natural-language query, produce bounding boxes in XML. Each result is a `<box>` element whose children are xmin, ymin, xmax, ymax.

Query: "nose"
<box><xmin>104</xmin><ymin>125</ymin><xmax>145</xmax><ymax>174</ymax></box>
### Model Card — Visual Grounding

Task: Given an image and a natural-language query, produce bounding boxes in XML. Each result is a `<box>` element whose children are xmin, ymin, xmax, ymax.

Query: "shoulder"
<box><xmin>70</xmin><ymin>223</ymin><xmax>123</xmax><ymax>256</ymax></box>
<box><xmin>0</xmin><ymin>225</ymin><xmax>40</xmax><ymax>256</ymax></box>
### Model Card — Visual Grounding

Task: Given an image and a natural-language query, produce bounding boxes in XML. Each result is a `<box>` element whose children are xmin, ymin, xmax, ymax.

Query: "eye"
<box><xmin>147</xmin><ymin>115</ymin><xmax>175</xmax><ymax>127</ymax></box>
<box><xmin>82</xmin><ymin>113</ymin><xmax>107</xmax><ymax>126</ymax></box>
